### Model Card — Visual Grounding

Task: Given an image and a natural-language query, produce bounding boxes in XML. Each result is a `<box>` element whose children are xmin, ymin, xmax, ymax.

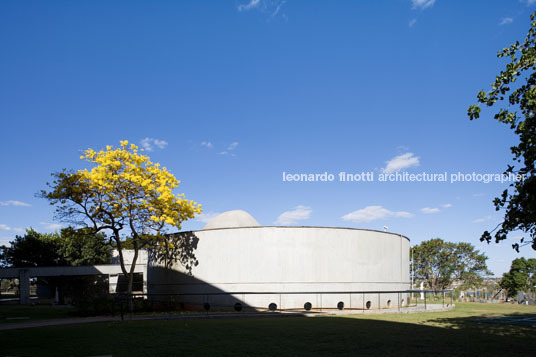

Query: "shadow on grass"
<box><xmin>0</xmin><ymin>304</ymin><xmax>76</xmax><ymax>323</ymax></box>
<box><xmin>0</xmin><ymin>312</ymin><xmax>535</xmax><ymax>356</ymax></box>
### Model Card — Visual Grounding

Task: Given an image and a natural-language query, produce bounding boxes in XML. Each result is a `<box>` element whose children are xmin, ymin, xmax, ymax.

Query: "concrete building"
<box><xmin>0</xmin><ymin>263</ymin><xmax>146</xmax><ymax>304</ymax></box>
<box><xmin>1</xmin><ymin>210</ymin><xmax>411</xmax><ymax>310</ymax></box>
<box><xmin>148</xmin><ymin>210</ymin><xmax>411</xmax><ymax>311</ymax></box>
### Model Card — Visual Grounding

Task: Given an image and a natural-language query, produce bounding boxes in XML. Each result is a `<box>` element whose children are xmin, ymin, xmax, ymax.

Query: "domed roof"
<box><xmin>203</xmin><ymin>210</ymin><xmax>260</xmax><ymax>229</ymax></box>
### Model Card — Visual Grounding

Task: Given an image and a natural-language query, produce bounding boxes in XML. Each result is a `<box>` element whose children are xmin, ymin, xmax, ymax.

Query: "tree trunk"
<box><xmin>127</xmin><ymin>244</ymin><xmax>139</xmax><ymax>295</ymax></box>
<box><xmin>113</xmin><ymin>234</ymin><xmax>138</xmax><ymax>312</ymax></box>
<box><xmin>126</xmin><ymin>246</ymin><xmax>139</xmax><ymax>312</ymax></box>
<box><xmin>127</xmin><ymin>271</ymin><xmax>134</xmax><ymax>294</ymax></box>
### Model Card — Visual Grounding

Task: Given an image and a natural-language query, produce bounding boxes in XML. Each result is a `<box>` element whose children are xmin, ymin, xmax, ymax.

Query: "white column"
<box><xmin>109</xmin><ymin>274</ymin><xmax>118</xmax><ymax>294</ymax></box>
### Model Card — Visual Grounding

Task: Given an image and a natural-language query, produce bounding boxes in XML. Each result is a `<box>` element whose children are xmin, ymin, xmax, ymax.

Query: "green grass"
<box><xmin>348</xmin><ymin>300</ymin><xmax>536</xmax><ymax>324</ymax></box>
<box><xmin>0</xmin><ymin>304</ymin><xmax>75</xmax><ymax>323</ymax></box>
<box><xmin>0</xmin><ymin>303</ymin><xmax>535</xmax><ymax>356</ymax></box>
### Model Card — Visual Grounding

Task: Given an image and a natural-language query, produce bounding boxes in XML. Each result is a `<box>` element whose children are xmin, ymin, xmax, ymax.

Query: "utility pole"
<box><xmin>410</xmin><ymin>248</ymin><xmax>414</xmax><ymax>291</ymax></box>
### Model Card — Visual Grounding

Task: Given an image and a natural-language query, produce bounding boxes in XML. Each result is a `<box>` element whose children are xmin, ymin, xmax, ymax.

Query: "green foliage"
<box><xmin>454</xmin><ymin>242</ymin><xmax>492</xmax><ymax>290</ymax></box>
<box><xmin>58</xmin><ymin>227</ymin><xmax>111</xmax><ymax>266</ymax></box>
<box><xmin>0</xmin><ymin>228</ymin><xmax>111</xmax><ymax>268</ymax></box>
<box><xmin>70</xmin><ymin>295</ymin><xmax>117</xmax><ymax>317</ymax></box>
<box><xmin>468</xmin><ymin>12</ymin><xmax>536</xmax><ymax>251</ymax></box>
<box><xmin>0</xmin><ymin>228</ymin><xmax>63</xmax><ymax>267</ymax></box>
<box><xmin>0</xmin><ymin>228</ymin><xmax>112</xmax><ymax>306</ymax></box>
<box><xmin>411</xmin><ymin>238</ymin><xmax>491</xmax><ymax>291</ymax></box>
<box><xmin>500</xmin><ymin>257</ymin><xmax>536</xmax><ymax>297</ymax></box>
<box><xmin>0</xmin><ymin>305</ymin><xmax>76</xmax><ymax>323</ymax></box>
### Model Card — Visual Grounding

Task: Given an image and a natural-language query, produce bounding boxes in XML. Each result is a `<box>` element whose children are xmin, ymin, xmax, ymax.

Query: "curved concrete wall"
<box><xmin>148</xmin><ymin>227</ymin><xmax>410</xmax><ymax>310</ymax></box>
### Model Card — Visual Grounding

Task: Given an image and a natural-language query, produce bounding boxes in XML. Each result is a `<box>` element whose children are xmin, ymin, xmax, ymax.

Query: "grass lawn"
<box><xmin>0</xmin><ymin>302</ymin><xmax>535</xmax><ymax>356</ymax></box>
<box><xmin>0</xmin><ymin>304</ymin><xmax>76</xmax><ymax>324</ymax></box>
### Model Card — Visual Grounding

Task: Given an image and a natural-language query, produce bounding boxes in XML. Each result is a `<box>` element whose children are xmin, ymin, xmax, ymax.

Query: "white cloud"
<box><xmin>381</xmin><ymin>153</ymin><xmax>420</xmax><ymax>174</ymax></box>
<box><xmin>237</xmin><ymin>0</ymin><xmax>287</xmax><ymax>19</ymax></box>
<box><xmin>412</xmin><ymin>0</ymin><xmax>436</xmax><ymax>10</ymax></box>
<box><xmin>201</xmin><ymin>141</ymin><xmax>213</xmax><ymax>149</ymax></box>
<box><xmin>275</xmin><ymin>205</ymin><xmax>312</xmax><ymax>225</ymax></box>
<box><xmin>272</xmin><ymin>0</ymin><xmax>285</xmax><ymax>16</ymax></box>
<box><xmin>40</xmin><ymin>222</ymin><xmax>62</xmax><ymax>231</ymax></box>
<box><xmin>0</xmin><ymin>200</ymin><xmax>31</xmax><ymax>207</ymax></box>
<box><xmin>421</xmin><ymin>207</ymin><xmax>440</xmax><ymax>214</ymax></box>
<box><xmin>238</xmin><ymin>0</ymin><xmax>260</xmax><ymax>12</ymax></box>
<box><xmin>219</xmin><ymin>142</ymin><xmax>239</xmax><ymax>156</ymax></box>
<box><xmin>196</xmin><ymin>212</ymin><xmax>221</xmax><ymax>224</ymax></box>
<box><xmin>409</xmin><ymin>18</ymin><xmax>417</xmax><ymax>27</ymax></box>
<box><xmin>0</xmin><ymin>224</ymin><xmax>24</xmax><ymax>233</ymax></box>
<box><xmin>499</xmin><ymin>17</ymin><xmax>513</xmax><ymax>25</ymax></box>
<box><xmin>521</xmin><ymin>0</ymin><xmax>536</xmax><ymax>6</ymax></box>
<box><xmin>342</xmin><ymin>206</ymin><xmax>413</xmax><ymax>223</ymax></box>
<box><xmin>140</xmin><ymin>138</ymin><xmax>168</xmax><ymax>152</ymax></box>
<box><xmin>472</xmin><ymin>215</ymin><xmax>492</xmax><ymax>223</ymax></box>
<box><xmin>420</xmin><ymin>204</ymin><xmax>451</xmax><ymax>214</ymax></box>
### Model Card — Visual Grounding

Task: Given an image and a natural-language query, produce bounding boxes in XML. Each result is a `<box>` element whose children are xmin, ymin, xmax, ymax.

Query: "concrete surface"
<box><xmin>149</xmin><ymin>224</ymin><xmax>411</xmax><ymax>310</ymax></box>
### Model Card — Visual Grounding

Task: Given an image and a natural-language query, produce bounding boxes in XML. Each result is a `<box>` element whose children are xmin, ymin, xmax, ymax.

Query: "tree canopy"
<box><xmin>0</xmin><ymin>228</ymin><xmax>111</xmax><ymax>268</ymax></box>
<box><xmin>0</xmin><ymin>229</ymin><xmax>62</xmax><ymax>268</ymax></box>
<box><xmin>500</xmin><ymin>257</ymin><xmax>536</xmax><ymax>297</ymax></box>
<box><xmin>411</xmin><ymin>238</ymin><xmax>491</xmax><ymax>291</ymax></box>
<box><xmin>57</xmin><ymin>227</ymin><xmax>111</xmax><ymax>266</ymax></box>
<box><xmin>40</xmin><ymin>140</ymin><xmax>201</xmax><ymax>293</ymax></box>
<box><xmin>468</xmin><ymin>11</ymin><xmax>536</xmax><ymax>251</ymax></box>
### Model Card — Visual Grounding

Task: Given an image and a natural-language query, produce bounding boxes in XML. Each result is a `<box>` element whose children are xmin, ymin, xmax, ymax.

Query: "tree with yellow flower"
<box><xmin>40</xmin><ymin>140</ymin><xmax>202</xmax><ymax>294</ymax></box>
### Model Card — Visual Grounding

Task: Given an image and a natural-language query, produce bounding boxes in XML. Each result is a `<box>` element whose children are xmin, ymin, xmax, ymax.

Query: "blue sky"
<box><xmin>1</xmin><ymin>0</ymin><xmax>535</xmax><ymax>275</ymax></box>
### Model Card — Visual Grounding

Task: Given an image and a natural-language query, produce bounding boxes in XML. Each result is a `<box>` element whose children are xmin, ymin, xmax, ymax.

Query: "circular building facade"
<box><xmin>148</xmin><ymin>210</ymin><xmax>410</xmax><ymax>311</ymax></box>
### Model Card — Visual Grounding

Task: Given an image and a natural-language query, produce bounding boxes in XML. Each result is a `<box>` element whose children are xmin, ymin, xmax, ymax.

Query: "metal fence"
<box><xmin>113</xmin><ymin>289</ymin><xmax>454</xmax><ymax>320</ymax></box>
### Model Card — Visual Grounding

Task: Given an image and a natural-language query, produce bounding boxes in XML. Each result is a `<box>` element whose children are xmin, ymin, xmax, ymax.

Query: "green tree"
<box><xmin>0</xmin><ymin>228</ymin><xmax>113</xmax><ymax>305</ymax></box>
<box><xmin>468</xmin><ymin>11</ymin><xmax>536</xmax><ymax>251</ymax></box>
<box><xmin>0</xmin><ymin>229</ymin><xmax>63</xmax><ymax>267</ymax></box>
<box><xmin>0</xmin><ymin>228</ymin><xmax>111</xmax><ymax>268</ymax></box>
<box><xmin>58</xmin><ymin>227</ymin><xmax>111</xmax><ymax>266</ymax></box>
<box><xmin>500</xmin><ymin>257</ymin><xmax>536</xmax><ymax>297</ymax></box>
<box><xmin>411</xmin><ymin>238</ymin><xmax>491</xmax><ymax>291</ymax></box>
<box><xmin>40</xmin><ymin>140</ymin><xmax>201</xmax><ymax>293</ymax></box>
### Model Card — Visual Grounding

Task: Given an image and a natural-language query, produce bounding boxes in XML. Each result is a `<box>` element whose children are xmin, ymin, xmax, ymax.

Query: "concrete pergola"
<box><xmin>0</xmin><ymin>264</ymin><xmax>146</xmax><ymax>304</ymax></box>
